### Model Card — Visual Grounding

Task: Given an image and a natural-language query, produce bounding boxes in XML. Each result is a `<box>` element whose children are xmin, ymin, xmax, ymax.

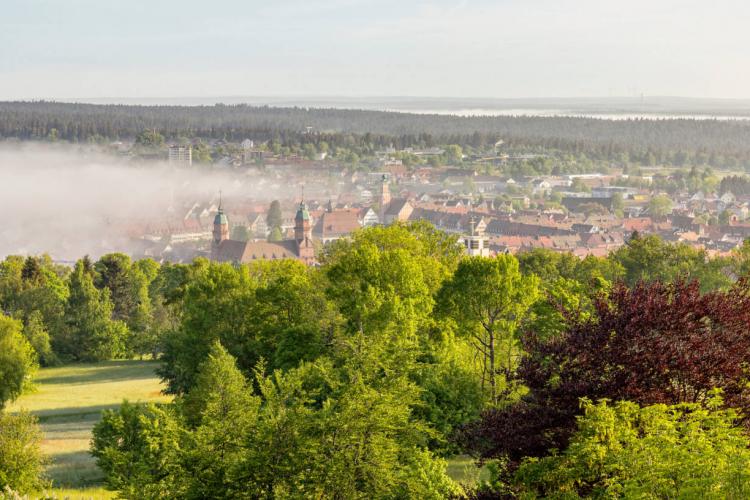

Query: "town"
<box><xmin>117</xmin><ymin>138</ymin><xmax>749</xmax><ymax>265</ymax></box>
<box><xmin>5</xmin><ymin>0</ymin><xmax>750</xmax><ymax>495</ymax></box>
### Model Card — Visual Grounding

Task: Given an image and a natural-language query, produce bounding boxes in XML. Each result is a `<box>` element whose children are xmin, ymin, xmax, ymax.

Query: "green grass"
<box><xmin>8</xmin><ymin>360</ymin><xmax>171</xmax><ymax>491</ymax></box>
<box><xmin>10</xmin><ymin>360</ymin><xmax>484</xmax><ymax>494</ymax></box>
<box><xmin>30</xmin><ymin>487</ymin><xmax>115</xmax><ymax>500</ymax></box>
<box><xmin>446</xmin><ymin>455</ymin><xmax>490</xmax><ymax>486</ymax></box>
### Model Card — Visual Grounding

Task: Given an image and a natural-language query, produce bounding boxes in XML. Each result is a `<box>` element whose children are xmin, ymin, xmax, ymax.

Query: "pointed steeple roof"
<box><xmin>295</xmin><ymin>200</ymin><xmax>310</xmax><ymax>221</ymax></box>
<box><xmin>214</xmin><ymin>190</ymin><xmax>228</xmax><ymax>225</ymax></box>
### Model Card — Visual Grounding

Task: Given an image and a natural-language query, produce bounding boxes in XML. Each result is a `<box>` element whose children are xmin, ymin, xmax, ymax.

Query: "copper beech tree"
<box><xmin>460</xmin><ymin>279</ymin><xmax>750</xmax><ymax>466</ymax></box>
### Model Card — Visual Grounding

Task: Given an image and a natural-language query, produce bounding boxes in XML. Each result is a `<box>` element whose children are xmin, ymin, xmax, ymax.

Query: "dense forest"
<box><xmin>3</xmin><ymin>224</ymin><xmax>750</xmax><ymax>498</ymax></box>
<box><xmin>3</xmin><ymin>101</ymin><xmax>750</xmax><ymax>168</ymax></box>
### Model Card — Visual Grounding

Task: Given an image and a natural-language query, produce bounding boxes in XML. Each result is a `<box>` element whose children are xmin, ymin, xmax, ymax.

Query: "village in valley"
<box><xmin>9</xmin><ymin>1</ymin><xmax>750</xmax><ymax>497</ymax></box>
<box><xmin>117</xmin><ymin>138</ymin><xmax>750</xmax><ymax>266</ymax></box>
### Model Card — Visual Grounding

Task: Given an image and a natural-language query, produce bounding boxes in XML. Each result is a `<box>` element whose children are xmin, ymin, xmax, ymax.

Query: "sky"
<box><xmin>1</xmin><ymin>0</ymin><xmax>749</xmax><ymax>100</ymax></box>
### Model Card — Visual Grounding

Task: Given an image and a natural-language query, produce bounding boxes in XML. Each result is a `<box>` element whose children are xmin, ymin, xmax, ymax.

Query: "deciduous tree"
<box><xmin>460</xmin><ymin>279</ymin><xmax>750</xmax><ymax>466</ymax></box>
<box><xmin>438</xmin><ymin>255</ymin><xmax>539</xmax><ymax>404</ymax></box>
<box><xmin>0</xmin><ymin>411</ymin><xmax>48</xmax><ymax>493</ymax></box>
<box><xmin>0</xmin><ymin>315</ymin><xmax>36</xmax><ymax>409</ymax></box>
<box><xmin>513</xmin><ymin>396</ymin><xmax>750</xmax><ymax>498</ymax></box>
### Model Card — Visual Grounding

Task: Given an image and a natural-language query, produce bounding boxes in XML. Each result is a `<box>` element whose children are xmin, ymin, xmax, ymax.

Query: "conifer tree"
<box><xmin>59</xmin><ymin>260</ymin><xmax>126</xmax><ymax>361</ymax></box>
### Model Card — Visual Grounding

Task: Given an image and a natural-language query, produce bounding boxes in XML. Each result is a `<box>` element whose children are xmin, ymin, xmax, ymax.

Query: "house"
<box><xmin>360</xmin><ymin>189</ymin><xmax>374</xmax><ymax>203</ymax></box>
<box><xmin>360</xmin><ymin>207</ymin><xmax>379</xmax><ymax>227</ymax></box>
<box><xmin>530</xmin><ymin>179</ymin><xmax>552</xmax><ymax>196</ymax></box>
<box><xmin>510</xmin><ymin>196</ymin><xmax>531</xmax><ymax>209</ymax></box>
<box><xmin>472</xmin><ymin>175</ymin><xmax>505</xmax><ymax>193</ymax></box>
<box><xmin>572</xmin><ymin>223</ymin><xmax>599</xmax><ymax>234</ymax></box>
<box><xmin>592</xmin><ymin>186</ymin><xmax>634</xmax><ymax>198</ymax></box>
<box><xmin>247</xmin><ymin>213</ymin><xmax>268</xmax><ymax>237</ymax></box>
<box><xmin>168</xmin><ymin>145</ymin><xmax>192</xmax><ymax>166</ymax></box>
<box><xmin>383</xmin><ymin>198</ymin><xmax>414</xmax><ymax>225</ymax></box>
<box><xmin>313</xmin><ymin>209</ymin><xmax>362</xmax><ymax>243</ymax></box>
<box><xmin>562</xmin><ymin>196</ymin><xmax>615</xmax><ymax>213</ymax></box>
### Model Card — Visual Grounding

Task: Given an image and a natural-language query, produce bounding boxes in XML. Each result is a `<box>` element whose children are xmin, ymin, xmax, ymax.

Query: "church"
<box><xmin>211</xmin><ymin>201</ymin><xmax>316</xmax><ymax>266</ymax></box>
<box><xmin>378</xmin><ymin>174</ymin><xmax>413</xmax><ymax>225</ymax></box>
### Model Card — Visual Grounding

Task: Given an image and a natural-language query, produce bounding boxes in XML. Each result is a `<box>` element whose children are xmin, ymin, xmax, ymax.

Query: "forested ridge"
<box><xmin>3</xmin><ymin>226</ymin><xmax>750</xmax><ymax>498</ymax></box>
<box><xmin>4</xmin><ymin>101</ymin><xmax>750</xmax><ymax>167</ymax></box>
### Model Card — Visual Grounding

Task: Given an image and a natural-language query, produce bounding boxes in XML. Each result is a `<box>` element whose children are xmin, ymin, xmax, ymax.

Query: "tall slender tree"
<box><xmin>438</xmin><ymin>255</ymin><xmax>539</xmax><ymax>404</ymax></box>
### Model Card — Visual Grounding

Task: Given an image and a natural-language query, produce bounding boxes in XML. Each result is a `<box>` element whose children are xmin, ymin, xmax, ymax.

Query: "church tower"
<box><xmin>379</xmin><ymin>174</ymin><xmax>391</xmax><ymax>207</ymax></box>
<box><xmin>378</xmin><ymin>174</ymin><xmax>391</xmax><ymax>223</ymax></box>
<box><xmin>294</xmin><ymin>200</ymin><xmax>315</xmax><ymax>264</ymax></box>
<box><xmin>212</xmin><ymin>205</ymin><xmax>229</xmax><ymax>249</ymax></box>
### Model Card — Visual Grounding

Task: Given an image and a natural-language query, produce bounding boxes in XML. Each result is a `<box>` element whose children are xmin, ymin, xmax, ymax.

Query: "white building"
<box><xmin>168</xmin><ymin>145</ymin><xmax>192</xmax><ymax>166</ymax></box>
<box><xmin>462</xmin><ymin>217</ymin><xmax>490</xmax><ymax>257</ymax></box>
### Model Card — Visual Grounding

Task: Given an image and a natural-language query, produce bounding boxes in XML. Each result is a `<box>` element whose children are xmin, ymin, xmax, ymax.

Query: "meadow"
<box><xmin>7</xmin><ymin>361</ymin><xmax>171</xmax><ymax>499</ymax></box>
<box><xmin>7</xmin><ymin>360</ymin><xmax>483</xmax><ymax>498</ymax></box>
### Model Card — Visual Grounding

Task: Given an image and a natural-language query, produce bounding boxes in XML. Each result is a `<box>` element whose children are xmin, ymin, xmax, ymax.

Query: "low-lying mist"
<box><xmin>0</xmin><ymin>144</ymin><xmax>284</xmax><ymax>261</ymax></box>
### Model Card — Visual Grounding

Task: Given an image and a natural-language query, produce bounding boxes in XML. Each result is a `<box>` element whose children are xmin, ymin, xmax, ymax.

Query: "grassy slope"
<box><xmin>9</xmin><ymin>360</ymin><xmax>483</xmax><ymax>497</ymax></box>
<box><xmin>8</xmin><ymin>360</ymin><xmax>171</xmax><ymax>499</ymax></box>
<box><xmin>447</xmin><ymin>455</ymin><xmax>490</xmax><ymax>487</ymax></box>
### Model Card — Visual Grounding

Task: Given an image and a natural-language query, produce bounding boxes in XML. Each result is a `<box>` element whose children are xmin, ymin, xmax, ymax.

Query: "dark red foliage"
<box><xmin>460</xmin><ymin>279</ymin><xmax>750</xmax><ymax>465</ymax></box>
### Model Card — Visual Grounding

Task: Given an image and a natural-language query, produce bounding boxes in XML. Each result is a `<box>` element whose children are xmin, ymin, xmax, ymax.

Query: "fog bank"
<box><xmin>0</xmin><ymin>144</ymin><xmax>286</xmax><ymax>261</ymax></box>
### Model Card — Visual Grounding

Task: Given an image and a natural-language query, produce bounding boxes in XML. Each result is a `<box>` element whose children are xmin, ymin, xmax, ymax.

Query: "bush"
<box><xmin>514</xmin><ymin>396</ymin><xmax>750</xmax><ymax>498</ymax></box>
<box><xmin>0</xmin><ymin>411</ymin><xmax>48</xmax><ymax>494</ymax></box>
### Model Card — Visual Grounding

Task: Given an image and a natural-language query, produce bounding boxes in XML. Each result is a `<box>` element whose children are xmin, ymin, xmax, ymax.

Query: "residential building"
<box><xmin>168</xmin><ymin>145</ymin><xmax>192</xmax><ymax>165</ymax></box>
<box><xmin>462</xmin><ymin>217</ymin><xmax>491</xmax><ymax>257</ymax></box>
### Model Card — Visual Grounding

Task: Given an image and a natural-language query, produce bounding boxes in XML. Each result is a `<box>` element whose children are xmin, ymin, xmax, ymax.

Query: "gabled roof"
<box><xmin>384</xmin><ymin>198</ymin><xmax>411</xmax><ymax>216</ymax></box>
<box><xmin>314</xmin><ymin>211</ymin><xmax>361</xmax><ymax>238</ymax></box>
<box><xmin>213</xmin><ymin>239</ymin><xmax>299</xmax><ymax>263</ymax></box>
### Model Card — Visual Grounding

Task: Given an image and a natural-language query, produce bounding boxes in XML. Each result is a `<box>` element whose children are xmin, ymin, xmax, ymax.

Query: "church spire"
<box><xmin>378</xmin><ymin>174</ymin><xmax>391</xmax><ymax>224</ymax></box>
<box><xmin>213</xmin><ymin>191</ymin><xmax>229</xmax><ymax>246</ymax></box>
<box><xmin>294</xmin><ymin>195</ymin><xmax>315</xmax><ymax>264</ymax></box>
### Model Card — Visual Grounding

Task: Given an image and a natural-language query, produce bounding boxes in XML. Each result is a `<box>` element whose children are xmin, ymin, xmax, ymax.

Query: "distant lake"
<box><xmin>384</xmin><ymin>108</ymin><xmax>750</xmax><ymax>121</ymax></box>
<box><xmin>66</xmin><ymin>96</ymin><xmax>750</xmax><ymax>121</ymax></box>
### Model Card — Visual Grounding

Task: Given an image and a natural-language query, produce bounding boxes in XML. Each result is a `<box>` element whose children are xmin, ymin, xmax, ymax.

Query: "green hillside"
<box><xmin>7</xmin><ymin>360</ymin><xmax>171</xmax><ymax>498</ymax></box>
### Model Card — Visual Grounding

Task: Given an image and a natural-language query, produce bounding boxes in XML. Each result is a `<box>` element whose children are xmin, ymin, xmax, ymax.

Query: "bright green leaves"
<box><xmin>514</xmin><ymin>395</ymin><xmax>750</xmax><ymax>498</ymax></box>
<box><xmin>438</xmin><ymin>255</ymin><xmax>540</xmax><ymax>404</ymax></box>
<box><xmin>0</xmin><ymin>314</ymin><xmax>37</xmax><ymax>409</ymax></box>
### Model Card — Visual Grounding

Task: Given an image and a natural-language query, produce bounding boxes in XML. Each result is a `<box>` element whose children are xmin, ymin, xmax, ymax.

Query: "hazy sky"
<box><xmin>1</xmin><ymin>0</ymin><xmax>749</xmax><ymax>100</ymax></box>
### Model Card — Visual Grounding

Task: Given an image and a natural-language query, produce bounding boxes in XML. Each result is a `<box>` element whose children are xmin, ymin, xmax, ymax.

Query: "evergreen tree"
<box><xmin>230</xmin><ymin>225</ymin><xmax>249</xmax><ymax>242</ymax></box>
<box><xmin>181</xmin><ymin>341</ymin><xmax>257</xmax><ymax>426</ymax></box>
<box><xmin>59</xmin><ymin>260</ymin><xmax>127</xmax><ymax>361</ymax></box>
<box><xmin>95</xmin><ymin>253</ymin><xmax>137</xmax><ymax>323</ymax></box>
<box><xmin>266</xmin><ymin>200</ymin><xmax>283</xmax><ymax>236</ymax></box>
<box><xmin>267</xmin><ymin>226</ymin><xmax>283</xmax><ymax>242</ymax></box>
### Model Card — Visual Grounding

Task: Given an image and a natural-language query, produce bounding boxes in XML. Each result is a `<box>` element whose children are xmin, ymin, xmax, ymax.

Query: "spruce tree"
<box><xmin>60</xmin><ymin>260</ymin><xmax>127</xmax><ymax>361</ymax></box>
<box><xmin>266</xmin><ymin>200</ymin><xmax>283</xmax><ymax>237</ymax></box>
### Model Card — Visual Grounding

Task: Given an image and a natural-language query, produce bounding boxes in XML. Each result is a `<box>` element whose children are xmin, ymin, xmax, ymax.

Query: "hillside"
<box><xmin>7</xmin><ymin>360</ymin><xmax>171</xmax><ymax>499</ymax></box>
<box><xmin>2</xmin><ymin>102</ymin><xmax>750</xmax><ymax>164</ymax></box>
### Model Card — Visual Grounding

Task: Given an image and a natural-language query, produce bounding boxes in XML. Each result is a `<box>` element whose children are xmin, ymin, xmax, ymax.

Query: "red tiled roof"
<box><xmin>314</xmin><ymin>211</ymin><xmax>361</xmax><ymax>238</ymax></box>
<box><xmin>213</xmin><ymin>239</ymin><xmax>300</xmax><ymax>263</ymax></box>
